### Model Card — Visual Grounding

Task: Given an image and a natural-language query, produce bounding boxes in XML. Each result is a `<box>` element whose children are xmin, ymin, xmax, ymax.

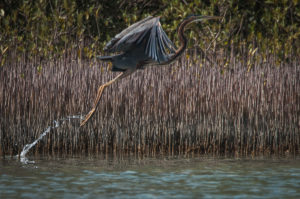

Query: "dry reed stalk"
<box><xmin>0</xmin><ymin>52</ymin><xmax>299</xmax><ymax>156</ymax></box>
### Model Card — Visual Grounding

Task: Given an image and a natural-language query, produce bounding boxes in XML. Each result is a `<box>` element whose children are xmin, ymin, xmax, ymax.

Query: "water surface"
<box><xmin>1</xmin><ymin>155</ymin><xmax>300</xmax><ymax>199</ymax></box>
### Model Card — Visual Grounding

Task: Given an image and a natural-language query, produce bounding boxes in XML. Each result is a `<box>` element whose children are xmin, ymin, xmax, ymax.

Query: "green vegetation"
<box><xmin>1</xmin><ymin>0</ymin><xmax>299</xmax><ymax>66</ymax></box>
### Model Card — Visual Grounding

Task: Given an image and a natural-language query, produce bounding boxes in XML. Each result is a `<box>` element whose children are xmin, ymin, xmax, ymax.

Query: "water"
<box><xmin>1</xmin><ymin>155</ymin><xmax>299</xmax><ymax>199</ymax></box>
<box><xmin>19</xmin><ymin>115</ymin><xmax>83</xmax><ymax>163</ymax></box>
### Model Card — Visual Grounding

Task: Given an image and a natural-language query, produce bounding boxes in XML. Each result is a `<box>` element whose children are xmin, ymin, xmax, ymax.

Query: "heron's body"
<box><xmin>100</xmin><ymin>45</ymin><xmax>152</xmax><ymax>72</ymax></box>
<box><xmin>97</xmin><ymin>16</ymin><xmax>176</xmax><ymax>72</ymax></box>
<box><xmin>80</xmin><ymin>15</ymin><xmax>220</xmax><ymax>126</ymax></box>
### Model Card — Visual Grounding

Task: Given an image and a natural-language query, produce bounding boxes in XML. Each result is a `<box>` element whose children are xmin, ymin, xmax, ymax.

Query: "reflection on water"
<box><xmin>1</xmin><ymin>155</ymin><xmax>300</xmax><ymax>199</ymax></box>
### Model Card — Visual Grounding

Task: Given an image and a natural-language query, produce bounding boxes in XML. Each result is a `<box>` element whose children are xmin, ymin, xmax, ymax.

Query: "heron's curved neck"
<box><xmin>163</xmin><ymin>19</ymin><xmax>191</xmax><ymax>64</ymax></box>
<box><xmin>173</xmin><ymin>20</ymin><xmax>189</xmax><ymax>60</ymax></box>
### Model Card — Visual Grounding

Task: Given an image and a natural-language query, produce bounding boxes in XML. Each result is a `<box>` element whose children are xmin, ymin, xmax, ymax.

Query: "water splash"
<box><xmin>19</xmin><ymin>115</ymin><xmax>83</xmax><ymax>164</ymax></box>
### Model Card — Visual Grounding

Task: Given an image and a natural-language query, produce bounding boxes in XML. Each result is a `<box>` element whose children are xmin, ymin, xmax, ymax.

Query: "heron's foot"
<box><xmin>80</xmin><ymin>108</ymin><xmax>96</xmax><ymax>127</ymax></box>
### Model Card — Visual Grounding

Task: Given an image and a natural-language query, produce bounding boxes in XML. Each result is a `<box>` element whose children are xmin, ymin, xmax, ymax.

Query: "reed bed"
<box><xmin>0</xmin><ymin>52</ymin><xmax>299</xmax><ymax>157</ymax></box>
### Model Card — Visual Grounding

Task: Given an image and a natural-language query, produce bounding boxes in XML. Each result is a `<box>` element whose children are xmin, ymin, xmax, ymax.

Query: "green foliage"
<box><xmin>0</xmin><ymin>0</ymin><xmax>299</xmax><ymax>65</ymax></box>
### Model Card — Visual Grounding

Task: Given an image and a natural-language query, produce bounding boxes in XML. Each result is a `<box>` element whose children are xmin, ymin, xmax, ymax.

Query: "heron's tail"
<box><xmin>96</xmin><ymin>55</ymin><xmax>113</xmax><ymax>61</ymax></box>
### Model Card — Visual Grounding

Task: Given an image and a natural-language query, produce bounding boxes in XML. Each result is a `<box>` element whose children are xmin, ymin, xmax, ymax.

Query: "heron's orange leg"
<box><xmin>80</xmin><ymin>70</ymin><xmax>135</xmax><ymax>127</ymax></box>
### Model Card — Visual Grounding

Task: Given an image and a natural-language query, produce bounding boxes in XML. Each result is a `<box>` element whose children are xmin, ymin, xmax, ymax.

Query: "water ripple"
<box><xmin>1</xmin><ymin>157</ymin><xmax>300</xmax><ymax>199</ymax></box>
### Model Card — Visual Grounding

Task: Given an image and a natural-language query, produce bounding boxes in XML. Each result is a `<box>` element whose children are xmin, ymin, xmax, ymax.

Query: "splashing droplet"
<box><xmin>19</xmin><ymin>115</ymin><xmax>82</xmax><ymax>163</ymax></box>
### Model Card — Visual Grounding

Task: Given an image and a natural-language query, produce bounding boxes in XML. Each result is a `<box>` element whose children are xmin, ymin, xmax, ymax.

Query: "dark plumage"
<box><xmin>97</xmin><ymin>16</ymin><xmax>176</xmax><ymax>71</ymax></box>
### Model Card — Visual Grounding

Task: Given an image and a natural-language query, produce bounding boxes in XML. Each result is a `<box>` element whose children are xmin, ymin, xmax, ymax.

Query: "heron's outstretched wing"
<box><xmin>104</xmin><ymin>16</ymin><xmax>176</xmax><ymax>63</ymax></box>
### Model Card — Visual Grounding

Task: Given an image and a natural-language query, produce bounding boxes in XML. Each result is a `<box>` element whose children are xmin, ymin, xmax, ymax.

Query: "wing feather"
<box><xmin>156</xmin><ymin>27</ymin><xmax>167</xmax><ymax>62</ymax></box>
<box><xmin>161</xmin><ymin>28</ymin><xmax>176</xmax><ymax>52</ymax></box>
<box><xmin>104</xmin><ymin>16</ymin><xmax>154</xmax><ymax>51</ymax></box>
<box><xmin>104</xmin><ymin>16</ymin><xmax>176</xmax><ymax>63</ymax></box>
